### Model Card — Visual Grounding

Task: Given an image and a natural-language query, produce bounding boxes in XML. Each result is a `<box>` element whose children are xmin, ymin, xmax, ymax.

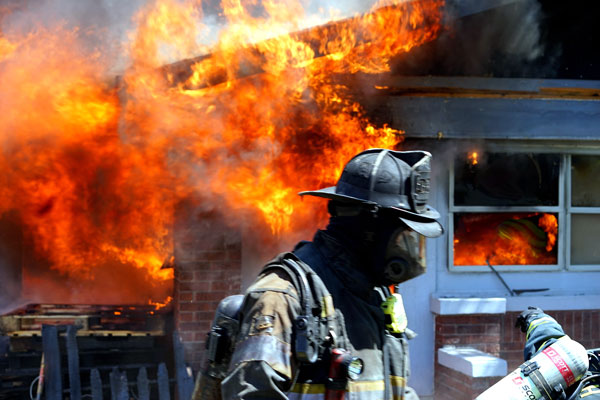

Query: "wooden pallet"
<box><xmin>0</xmin><ymin>303</ymin><xmax>170</xmax><ymax>337</ymax></box>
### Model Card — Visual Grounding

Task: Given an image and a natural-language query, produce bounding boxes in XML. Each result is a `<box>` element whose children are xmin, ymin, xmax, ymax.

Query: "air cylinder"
<box><xmin>476</xmin><ymin>336</ymin><xmax>589</xmax><ymax>400</ymax></box>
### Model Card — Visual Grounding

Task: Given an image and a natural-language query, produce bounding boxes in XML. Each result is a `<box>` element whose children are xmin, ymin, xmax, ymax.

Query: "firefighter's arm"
<box><xmin>221</xmin><ymin>271</ymin><xmax>300</xmax><ymax>399</ymax></box>
<box><xmin>515</xmin><ymin>306</ymin><xmax>566</xmax><ymax>361</ymax></box>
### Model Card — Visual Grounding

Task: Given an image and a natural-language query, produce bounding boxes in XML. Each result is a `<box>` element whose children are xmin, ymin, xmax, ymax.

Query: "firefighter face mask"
<box><xmin>381</xmin><ymin>227</ymin><xmax>426</xmax><ymax>285</ymax></box>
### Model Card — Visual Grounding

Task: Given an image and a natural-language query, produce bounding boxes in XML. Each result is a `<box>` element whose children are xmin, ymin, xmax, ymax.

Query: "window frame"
<box><xmin>565</xmin><ymin>153</ymin><xmax>600</xmax><ymax>271</ymax></box>
<box><xmin>447</xmin><ymin>147</ymin><xmax>600</xmax><ymax>273</ymax></box>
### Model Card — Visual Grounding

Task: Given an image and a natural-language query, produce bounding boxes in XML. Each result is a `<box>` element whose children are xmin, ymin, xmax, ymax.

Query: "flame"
<box><xmin>538</xmin><ymin>213</ymin><xmax>558</xmax><ymax>252</ymax></box>
<box><xmin>468</xmin><ymin>152</ymin><xmax>479</xmax><ymax>165</ymax></box>
<box><xmin>149</xmin><ymin>296</ymin><xmax>173</xmax><ymax>311</ymax></box>
<box><xmin>0</xmin><ymin>0</ymin><xmax>444</xmax><ymax>305</ymax></box>
<box><xmin>454</xmin><ymin>213</ymin><xmax>558</xmax><ymax>266</ymax></box>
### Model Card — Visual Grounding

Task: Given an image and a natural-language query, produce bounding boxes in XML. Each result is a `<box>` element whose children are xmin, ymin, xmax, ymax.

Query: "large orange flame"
<box><xmin>0</xmin><ymin>0</ymin><xmax>444</xmax><ymax>306</ymax></box>
<box><xmin>454</xmin><ymin>213</ymin><xmax>558</xmax><ymax>266</ymax></box>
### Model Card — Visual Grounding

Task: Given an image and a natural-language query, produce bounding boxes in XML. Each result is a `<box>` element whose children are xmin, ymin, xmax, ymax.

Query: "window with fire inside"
<box><xmin>450</xmin><ymin>152</ymin><xmax>600</xmax><ymax>272</ymax></box>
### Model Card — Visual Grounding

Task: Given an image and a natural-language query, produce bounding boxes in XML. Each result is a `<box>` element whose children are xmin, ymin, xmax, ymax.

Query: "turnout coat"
<box><xmin>221</xmin><ymin>230</ymin><xmax>419</xmax><ymax>400</ymax></box>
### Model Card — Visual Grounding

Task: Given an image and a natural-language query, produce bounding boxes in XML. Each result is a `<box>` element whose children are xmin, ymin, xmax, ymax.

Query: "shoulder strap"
<box><xmin>260</xmin><ymin>252</ymin><xmax>337</xmax><ymax>364</ymax></box>
<box><xmin>261</xmin><ymin>256</ymin><xmax>310</xmax><ymax>315</ymax></box>
<box><xmin>375</xmin><ymin>285</ymin><xmax>392</xmax><ymax>301</ymax></box>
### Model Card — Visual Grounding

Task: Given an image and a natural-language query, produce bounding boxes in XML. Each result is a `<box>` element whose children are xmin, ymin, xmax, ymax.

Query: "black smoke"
<box><xmin>392</xmin><ymin>0</ymin><xmax>600</xmax><ymax>80</ymax></box>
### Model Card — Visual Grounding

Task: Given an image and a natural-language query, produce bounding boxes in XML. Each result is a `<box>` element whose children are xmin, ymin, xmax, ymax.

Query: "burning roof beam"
<box><xmin>163</xmin><ymin>1</ymin><xmax>443</xmax><ymax>90</ymax></box>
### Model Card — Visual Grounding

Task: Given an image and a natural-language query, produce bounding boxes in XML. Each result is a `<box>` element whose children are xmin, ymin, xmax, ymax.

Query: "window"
<box><xmin>449</xmin><ymin>151</ymin><xmax>576</xmax><ymax>272</ymax></box>
<box><xmin>568</xmin><ymin>155</ymin><xmax>600</xmax><ymax>269</ymax></box>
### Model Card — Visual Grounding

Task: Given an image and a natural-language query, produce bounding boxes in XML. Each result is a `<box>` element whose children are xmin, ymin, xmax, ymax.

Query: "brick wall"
<box><xmin>435</xmin><ymin>364</ymin><xmax>501</xmax><ymax>400</ymax></box>
<box><xmin>435</xmin><ymin>315</ymin><xmax>503</xmax><ymax>357</ymax></box>
<box><xmin>434</xmin><ymin>309</ymin><xmax>600</xmax><ymax>400</ymax></box>
<box><xmin>434</xmin><ymin>314</ymin><xmax>505</xmax><ymax>400</ymax></box>
<box><xmin>174</xmin><ymin>205</ymin><xmax>242</xmax><ymax>371</ymax></box>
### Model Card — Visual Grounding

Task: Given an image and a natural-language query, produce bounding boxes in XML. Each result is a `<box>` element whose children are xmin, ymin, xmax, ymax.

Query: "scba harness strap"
<box><xmin>195</xmin><ymin>252</ymin><xmax>412</xmax><ymax>400</ymax></box>
<box><xmin>261</xmin><ymin>252</ymin><xmax>349</xmax><ymax>364</ymax></box>
<box><xmin>200</xmin><ymin>252</ymin><xmax>347</xmax><ymax>380</ymax></box>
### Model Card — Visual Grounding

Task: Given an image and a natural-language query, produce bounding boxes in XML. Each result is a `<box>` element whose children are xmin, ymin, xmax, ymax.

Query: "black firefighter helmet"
<box><xmin>299</xmin><ymin>148</ymin><xmax>443</xmax><ymax>238</ymax></box>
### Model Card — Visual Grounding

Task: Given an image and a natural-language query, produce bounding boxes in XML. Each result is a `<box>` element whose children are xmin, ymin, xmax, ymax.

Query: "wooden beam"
<box><xmin>90</xmin><ymin>368</ymin><xmax>103</xmax><ymax>400</ymax></box>
<box><xmin>157</xmin><ymin>363</ymin><xmax>171</xmax><ymax>400</ymax></box>
<box><xmin>173</xmin><ymin>332</ymin><xmax>194</xmax><ymax>400</ymax></box>
<box><xmin>65</xmin><ymin>325</ymin><xmax>82</xmax><ymax>400</ymax></box>
<box><xmin>137</xmin><ymin>367</ymin><xmax>150</xmax><ymax>400</ymax></box>
<box><xmin>41</xmin><ymin>325</ymin><xmax>62</xmax><ymax>400</ymax></box>
<box><xmin>163</xmin><ymin>2</ymin><xmax>438</xmax><ymax>90</ymax></box>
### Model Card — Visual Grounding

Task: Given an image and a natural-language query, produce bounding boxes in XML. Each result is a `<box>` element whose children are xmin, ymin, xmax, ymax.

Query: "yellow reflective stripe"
<box><xmin>349</xmin><ymin>376</ymin><xmax>407</xmax><ymax>392</ymax></box>
<box><xmin>391</xmin><ymin>376</ymin><xmax>407</xmax><ymax>387</ymax></box>
<box><xmin>581</xmin><ymin>384</ymin><xmax>600</xmax><ymax>398</ymax></box>
<box><xmin>290</xmin><ymin>376</ymin><xmax>406</xmax><ymax>395</ymax></box>
<box><xmin>291</xmin><ymin>383</ymin><xmax>325</xmax><ymax>394</ymax></box>
<box><xmin>525</xmin><ymin>316</ymin><xmax>555</xmax><ymax>340</ymax></box>
<box><xmin>321</xmin><ymin>295</ymin><xmax>335</xmax><ymax>318</ymax></box>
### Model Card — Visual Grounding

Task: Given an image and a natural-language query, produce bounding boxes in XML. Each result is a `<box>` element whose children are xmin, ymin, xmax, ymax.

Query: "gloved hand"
<box><xmin>515</xmin><ymin>306</ymin><xmax>544</xmax><ymax>333</ymax></box>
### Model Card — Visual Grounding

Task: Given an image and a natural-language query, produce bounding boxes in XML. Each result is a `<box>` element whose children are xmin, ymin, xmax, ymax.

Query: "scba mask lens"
<box><xmin>382</xmin><ymin>228</ymin><xmax>426</xmax><ymax>284</ymax></box>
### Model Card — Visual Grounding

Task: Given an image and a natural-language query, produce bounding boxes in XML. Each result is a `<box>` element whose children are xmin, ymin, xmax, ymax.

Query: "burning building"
<box><xmin>0</xmin><ymin>0</ymin><xmax>443</xmax><ymax>397</ymax></box>
<box><xmin>1</xmin><ymin>0</ymin><xmax>600</xmax><ymax>399</ymax></box>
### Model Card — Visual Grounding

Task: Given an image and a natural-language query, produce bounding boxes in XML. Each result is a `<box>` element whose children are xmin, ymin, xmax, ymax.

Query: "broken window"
<box><xmin>451</xmin><ymin>151</ymin><xmax>600</xmax><ymax>271</ymax></box>
<box><xmin>450</xmin><ymin>152</ymin><xmax>561</xmax><ymax>270</ymax></box>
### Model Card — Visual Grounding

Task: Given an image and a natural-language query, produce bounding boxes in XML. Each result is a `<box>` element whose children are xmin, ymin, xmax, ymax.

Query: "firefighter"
<box><xmin>220</xmin><ymin>148</ymin><xmax>443</xmax><ymax>399</ymax></box>
<box><xmin>516</xmin><ymin>307</ymin><xmax>600</xmax><ymax>399</ymax></box>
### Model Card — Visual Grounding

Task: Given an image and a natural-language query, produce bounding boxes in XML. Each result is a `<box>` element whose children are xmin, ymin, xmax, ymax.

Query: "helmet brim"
<box><xmin>399</xmin><ymin>217</ymin><xmax>444</xmax><ymax>238</ymax></box>
<box><xmin>299</xmin><ymin>187</ymin><xmax>444</xmax><ymax>238</ymax></box>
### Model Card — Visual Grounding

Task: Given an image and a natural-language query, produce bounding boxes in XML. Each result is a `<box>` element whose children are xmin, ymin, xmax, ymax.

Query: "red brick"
<box><xmin>179</xmin><ymin>331</ymin><xmax>195</xmax><ymax>342</ymax></box>
<box><xmin>178</xmin><ymin>312</ymin><xmax>195</xmax><ymax>322</ymax></box>
<box><xmin>467</xmin><ymin>334</ymin><xmax>499</xmax><ymax>344</ymax></box>
<box><xmin>211</xmin><ymin>281</ymin><xmax>236</xmax><ymax>291</ymax></box>
<box><xmin>179</xmin><ymin>302</ymin><xmax>205</xmax><ymax>312</ymax></box>
<box><xmin>209</xmin><ymin>261</ymin><xmax>240</xmax><ymax>272</ymax></box>
<box><xmin>468</xmin><ymin>315</ymin><xmax>500</xmax><ymax>324</ymax></box>
<box><xmin>484</xmin><ymin>324</ymin><xmax>500</xmax><ymax>335</ymax></box>
<box><xmin>440</xmin><ymin>336</ymin><xmax>461</xmax><ymax>346</ymax></box>
<box><xmin>179</xmin><ymin>322</ymin><xmax>204</xmax><ymax>331</ymax></box>
<box><xmin>178</xmin><ymin>261</ymin><xmax>210</xmax><ymax>272</ymax></box>
<box><xmin>179</xmin><ymin>281</ymin><xmax>211</xmax><ymax>292</ymax></box>
<box><xmin>437</xmin><ymin>324</ymin><xmax>456</xmax><ymax>334</ymax></box>
<box><xmin>482</xmin><ymin>343</ymin><xmax>500</xmax><ymax>356</ymax></box>
<box><xmin>196</xmin><ymin>329</ymin><xmax>210</xmax><ymax>341</ymax></box>
<box><xmin>457</xmin><ymin>324</ymin><xmax>487</xmax><ymax>335</ymax></box>
<box><xmin>179</xmin><ymin>291</ymin><xmax>194</xmax><ymax>302</ymax></box>
<box><xmin>196</xmin><ymin>291</ymin><xmax>228</xmax><ymax>301</ymax></box>
<box><xmin>195</xmin><ymin>250</ymin><xmax>227</xmax><ymax>262</ymax></box>
<box><xmin>179</xmin><ymin>271</ymin><xmax>194</xmax><ymax>281</ymax></box>
<box><xmin>435</xmin><ymin>364</ymin><xmax>498</xmax><ymax>400</ymax></box>
<box><xmin>438</xmin><ymin>315</ymin><xmax>470</xmax><ymax>325</ymax></box>
<box><xmin>196</xmin><ymin>301</ymin><xmax>219</xmax><ymax>312</ymax></box>
<box><xmin>197</xmin><ymin>311</ymin><xmax>216</xmax><ymax>322</ymax></box>
<box><xmin>583</xmin><ymin>312</ymin><xmax>593</xmax><ymax>341</ymax></box>
<box><xmin>573</xmin><ymin>311</ymin><xmax>583</xmax><ymax>341</ymax></box>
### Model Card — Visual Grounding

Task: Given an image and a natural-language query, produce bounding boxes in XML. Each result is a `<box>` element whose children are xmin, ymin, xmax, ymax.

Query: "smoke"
<box><xmin>0</xmin><ymin>0</ymin><xmax>146</xmax><ymax>74</ymax></box>
<box><xmin>1</xmin><ymin>0</ymin><xmax>384</xmax><ymax>73</ymax></box>
<box><xmin>2</xmin><ymin>0</ymin><xmax>552</xmax><ymax>78</ymax></box>
<box><xmin>393</xmin><ymin>0</ymin><xmax>556</xmax><ymax>77</ymax></box>
<box><xmin>0</xmin><ymin>211</ymin><xmax>23</xmax><ymax>314</ymax></box>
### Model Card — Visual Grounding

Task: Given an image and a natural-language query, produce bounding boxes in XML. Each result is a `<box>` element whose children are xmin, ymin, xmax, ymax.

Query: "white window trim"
<box><xmin>448</xmin><ymin>149</ymin><xmax>600</xmax><ymax>273</ymax></box>
<box><xmin>566</xmin><ymin>153</ymin><xmax>600</xmax><ymax>271</ymax></box>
